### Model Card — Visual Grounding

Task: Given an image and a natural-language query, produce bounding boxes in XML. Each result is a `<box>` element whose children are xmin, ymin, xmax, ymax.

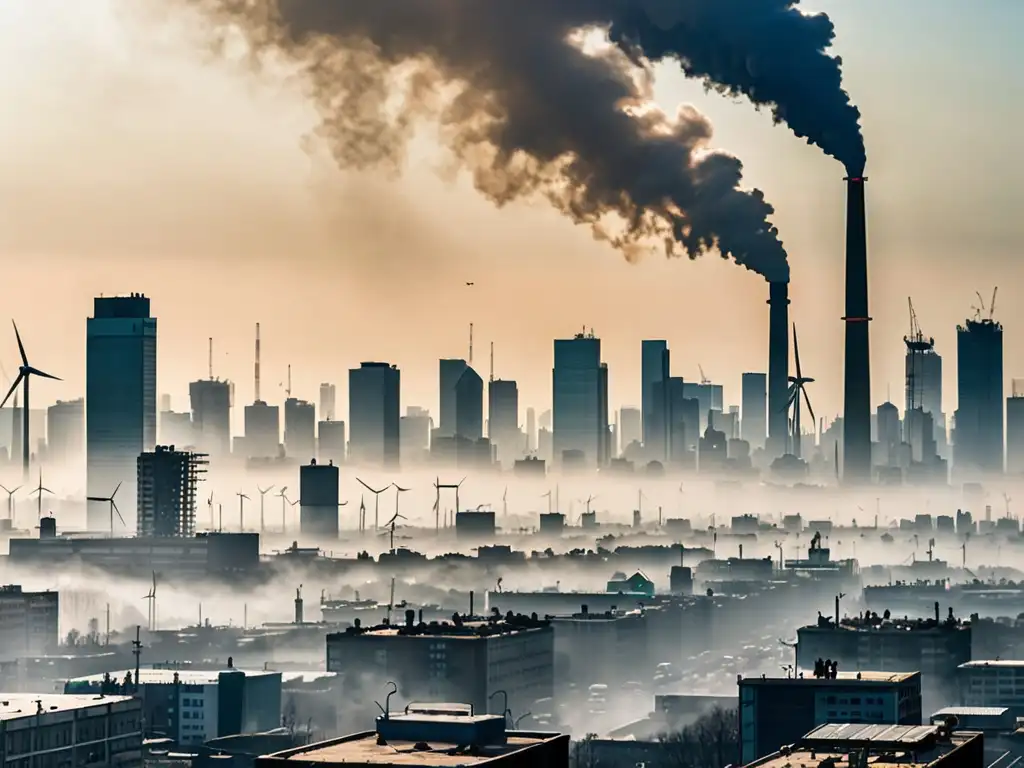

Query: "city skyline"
<box><xmin>1</xmin><ymin>1</ymin><xmax>1023</xmax><ymax>427</ymax></box>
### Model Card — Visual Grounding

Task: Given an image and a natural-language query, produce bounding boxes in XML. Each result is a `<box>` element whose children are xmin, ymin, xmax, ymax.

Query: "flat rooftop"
<box><xmin>67</xmin><ymin>668</ymin><xmax>277</xmax><ymax>686</ymax></box>
<box><xmin>803</xmin><ymin>617</ymin><xmax>968</xmax><ymax>633</ymax></box>
<box><xmin>959</xmin><ymin>659</ymin><xmax>1024</xmax><ymax>669</ymax></box>
<box><xmin>267</xmin><ymin>730</ymin><xmax>556</xmax><ymax>765</ymax></box>
<box><xmin>0</xmin><ymin>694</ymin><xmax>134</xmax><ymax>720</ymax></box>
<box><xmin>741</xmin><ymin>671</ymin><xmax>917</xmax><ymax>685</ymax></box>
<box><xmin>330</xmin><ymin>616</ymin><xmax>550</xmax><ymax>641</ymax></box>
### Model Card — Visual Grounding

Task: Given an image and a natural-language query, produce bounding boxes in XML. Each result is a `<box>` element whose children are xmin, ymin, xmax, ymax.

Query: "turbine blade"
<box><xmin>26</xmin><ymin>367</ymin><xmax>60</xmax><ymax>382</ymax></box>
<box><xmin>112</xmin><ymin>482</ymin><xmax>122</xmax><ymax>500</ymax></box>
<box><xmin>112</xmin><ymin>500</ymin><xmax>126</xmax><ymax>527</ymax></box>
<box><xmin>356</xmin><ymin>477</ymin><xmax>376</xmax><ymax>494</ymax></box>
<box><xmin>41</xmin><ymin>487</ymin><xmax>53</xmax><ymax>494</ymax></box>
<box><xmin>86</xmin><ymin>497</ymin><xmax>107</xmax><ymax>503</ymax></box>
<box><xmin>0</xmin><ymin>374</ymin><xmax>22</xmax><ymax>409</ymax></box>
<box><xmin>803</xmin><ymin>387</ymin><xmax>817</xmax><ymax>426</ymax></box>
<box><xmin>12</xmin><ymin>322</ymin><xmax>27</xmax><ymax>367</ymax></box>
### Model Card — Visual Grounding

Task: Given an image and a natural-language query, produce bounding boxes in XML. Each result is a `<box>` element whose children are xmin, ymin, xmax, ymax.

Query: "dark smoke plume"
<box><xmin>607</xmin><ymin>0</ymin><xmax>866</xmax><ymax>175</ymax></box>
<box><xmin>197</xmin><ymin>0</ymin><xmax>792</xmax><ymax>282</ymax></box>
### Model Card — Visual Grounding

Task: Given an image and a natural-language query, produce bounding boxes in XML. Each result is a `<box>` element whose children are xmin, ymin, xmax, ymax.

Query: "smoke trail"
<box><xmin>195</xmin><ymin>0</ymin><xmax>790</xmax><ymax>282</ymax></box>
<box><xmin>607</xmin><ymin>0</ymin><xmax>866</xmax><ymax>174</ymax></box>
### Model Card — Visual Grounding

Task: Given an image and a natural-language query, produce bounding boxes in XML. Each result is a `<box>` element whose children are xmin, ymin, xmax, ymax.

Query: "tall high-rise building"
<box><xmin>46</xmin><ymin>399</ymin><xmax>84</xmax><ymax>467</ymax></box>
<box><xmin>400</xmin><ymin>407</ymin><xmax>431</xmax><ymax>463</ymax></box>
<box><xmin>454</xmin><ymin>366</ymin><xmax>484</xmax><ymax>442</ymax></box>
<box><xmin>189</xmin><ymin>379</ymin><xmax>231</xmax><ymax>457</ymax></box>
<box><xmin>318</xmin><ymin>420</ymin><xmax>346</xmax><ymax>465</ymax></box>
<box><xmin>875</xmin><ymin>401</ymin><xmax>901</xmax><ymax>467</ymax></box>
<box><xmin>136</xmin><ymin>445</ymin><xmax>207</xmax><ymax>538</ymax></box>
<box><xmin>526</xmin><ymin>408</ymin><xmax>537</xmax><ymax>453</ymax></box>
<box><xmin>905</xmin><ymin>347</ymin><xmax>942</xmax><ymax>418</ymax></box>
<box><xmin>349</xmin><ymin>363</ymin><xmax>400</xmax><ymax>469</ymax></box>
<box><xmin>438</xmin><ymin>359</ymin><xmax>468</xmax><ymax>439</ymax></box>
<box><xmin>641</xmin><ymin>341</ymin><xmax>670</xmax><ymax>461</ymax></box>
<box><xmin>488</xmin><ymin>379</ymin><xmax>519</xmax><ymax>467</ymax></box>
<box><xmin>956</xmin><ymin>317</ymin><xmax>1004</xmax><ymax>474</ymax></box>
<box><xmin>86</xmin><ymin>294</ymin><xmax>157</xmax><ymax>529</ymax></box>
<box><xmin>243</xmin><ymin>402</ymin><xmax>280</xmax><ymax>459</ymax></box>
<box><xmin>284</xmin><ymin>397</ymin><xmax>316</xmax><ymax>460</ymax></box>
<box><xmin>1007</xmin><ymin>389</ymin><xmax>1024</xmax><ymax>475</ymax></box>
<box><xmin>618</xmin><ymin>407</ymin><xmax>642</xmax><ymax>453</ymax></box>
<box><xmin>553</xmin><ymin>332</ymin><xmax>608</xmax><ymax>468</ymax></box>
<box><xmin>741</xmin><ymin>373</ymin><xmax>767</xmax><ymax>451</ymax></box>
<box><xmin>319</xmin><ymin>383</ymin><xmax>337</xmax><ymax>422</ymax></box>
<box><xmin>299</xmin><ymin>459</ymin><xmax>340</xmax><ymax>539</ymax></box>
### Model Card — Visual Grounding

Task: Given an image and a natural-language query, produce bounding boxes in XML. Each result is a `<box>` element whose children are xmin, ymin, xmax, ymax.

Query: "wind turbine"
<box><xmin>502</xmin><ymin>486</ymin><xmax>508</xmax><ymax>518</ymax></box>
<box><xmin>30</xmin><ymin>469</ymin><xmax>53</xmax><ymax>521</ymax></box>
<box><xmin>356</xmin><ymin>478</ymin><xmax>388</xmax><ymax>529</ymax></box>
<box><xmin>207</xmin><ymin>492</ymin><xmax>215</xmax><ymax>530</ymax></box>
<box><xmin>785</xmin><ymin>324</ymin><xmax>816</xmax><ymax>459</ymax></box>
<box><xmin>391</xmin><ymin>484</ymin><xmax>411</xmax><ymax>523</ymax></box>
<box><xmin>143</xmin><ymin>571</ymin><xmax>158</xmax><ymax>631</ymax></box>
<box><xmin>380</xmin><ymin>511</ymin><xmax>407</xmax><ymax>554</ymax></box>
<box><xmin>257</xmin><ymin>485</ymin><xmax>274</xmax><ymax>534</ymax></box>
<box><xmin>0</xmin><ymin>322</ymin><xmax>61</xmax><ymax>480</ymax></box>
<box><xmin>87</xmin><ymin>482</ymin><xmax>125</xmax><ymax>537</ymax></box>
<box><xmin>236</xmin><ymin>491</ymin><xmax>250</xmax><ymax>532</ymax></box>
<box><xmin>277</xmin><ymin>486</ymin><xmax>290</xmax><ymax>533</ymax></box>
<box><xmin>0</xmin><ymin>484</ymin><xmax>20</xmax><ymax>522</ymax></box>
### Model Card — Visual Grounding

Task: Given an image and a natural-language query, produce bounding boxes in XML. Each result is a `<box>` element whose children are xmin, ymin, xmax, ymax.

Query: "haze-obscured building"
<box><xmin>349</xmin><ymin>363</ymin><xmax>400</xmax><ymax>469</ymax></box>
<box><xmin>553</xmin><ymin>332</ymin><xmax>609</xmax><ymax>468</ymax></box>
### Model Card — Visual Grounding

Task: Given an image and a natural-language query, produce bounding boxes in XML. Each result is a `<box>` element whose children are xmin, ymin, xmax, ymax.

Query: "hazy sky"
<box><xmin>1</xmin><ymin>0</ymin><xmax>1022</xmax><ymax>431</ymax></box>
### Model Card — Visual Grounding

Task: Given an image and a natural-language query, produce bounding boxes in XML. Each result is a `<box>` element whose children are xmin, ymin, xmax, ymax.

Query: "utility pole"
<box><xmin>131</xmin><ymin>626</ymin><xmax>143</xmax><ymax>694</ymax></box>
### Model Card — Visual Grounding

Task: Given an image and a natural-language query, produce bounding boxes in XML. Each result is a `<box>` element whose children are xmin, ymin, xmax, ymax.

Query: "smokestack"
<box><xmin>767</xmin><ymin>281</ymin><xmax>790</xmax><ymax>458</ymax></box>
<box><xmin>842</xmin><ymin>175</ymin><xmax>872</xmax><ymax>483</ymax></box>
<box><xmin>469</xmin><ymin>590</ymin><xmax>474</xmax><ymax>618</ymax></box>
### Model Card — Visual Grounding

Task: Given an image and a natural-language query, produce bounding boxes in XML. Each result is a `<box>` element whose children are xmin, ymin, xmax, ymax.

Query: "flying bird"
<box><xmin>465</xmin><ymin>282</ymin><xmax>475</xmax><ymax>286</ymax></box>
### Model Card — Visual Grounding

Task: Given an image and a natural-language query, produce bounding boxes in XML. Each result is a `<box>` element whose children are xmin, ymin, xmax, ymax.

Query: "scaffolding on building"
<box><xmin>181</xmin><ymin>450</ymin><xmax>209</xmax><ymax>537</ymax></box>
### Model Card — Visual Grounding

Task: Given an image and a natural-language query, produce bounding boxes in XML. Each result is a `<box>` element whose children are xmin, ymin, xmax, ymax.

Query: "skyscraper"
<box><xmin>618</xmin><ymin>407</ymin><xmax>642</xmax><ymax>453</ymax></box>
<box><xmin>136</xmin><ymin>445</ymin><xmax>207</xmax><ymax>538</ymax></box>
<box><xmin>189</xmin><ymin>379</ymin><xmax>231</xmax><ymax>457</ymax></box>
<box><xmin>284</xmin><ymin>397</ymin><xmax>316</xmax><ymax>460</ymax></box>
<box><xmin>299</xmin><ymin>459</ymin><xmax>340</xmax><ymax>539</ymax></box>
<box><xmin>488</xmin><ymin>379</ymin><xmax>520</xmax><ymax>467</ymax></box>
<box><xmin>641</xmin><ymin>341</ymin><xmax>670</xmax><ymax>461</ymax></box>
<box><xmin>740</xmin><ymin>373</ymin><xmax>767</xmax><ymax>451</ymax></box>
<box><xmin>1006</xmin><ymin>387</ymin><xmax>1024</xmax><ymax>475</ymax></box>
<box><xmin>244</xmin><ymin>402</ymin><xmax>280</xmax><ymax>459</ymax></box>
<box><xmin>438</xmin><ymin>359</ymin><xmax>468</xmax><ymax>438</ymax></box>
<box><xmin>46</xmin><ymin>399</ymin><xmax>84</xmax><ymax>467</ymax></box>
<box><xmin>319</xmin><ymin>383</ymin><xmax>337</xmax><ymax>422</ymax></box>
<box><xmin>87</xmin><ymin>294</ymin><xmax>157</xmax><ymax>529</ymax></box>
<box><xmin>349</xmin><ymin>363</ymin><xmax>400</xmax><ymax>468</ymax></box>
<box><xmin>553</xmin><ymin>332</ymin><xmax>608</xmax><ymax>468</ymax></box>
<box><xmin>454</xmin><ymin>366</ymin><xmax>484</xmax><ymax>442</ymax></box>
<box><xmin>956</xmin><ymin>316</ymin><xmax>1004</xmax><ymax>474</ymax></box>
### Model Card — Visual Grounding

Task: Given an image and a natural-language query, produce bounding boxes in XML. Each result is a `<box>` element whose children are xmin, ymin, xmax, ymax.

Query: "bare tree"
<box><xmin>658</xmin><ymin>706</ymin><xmax>739</xmax><ymax>768</ymax></box>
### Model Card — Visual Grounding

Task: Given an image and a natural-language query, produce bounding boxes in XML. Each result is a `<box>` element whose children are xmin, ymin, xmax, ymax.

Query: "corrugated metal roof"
<box><xmin>932</xmin><ymin>706</ymin><xmax>1010</xmax><ymax>717</ymax></box>
<box><xmin>804</xmin><ymin>723</ymin><xmax>938</xmax><ymax>746</ymax></box>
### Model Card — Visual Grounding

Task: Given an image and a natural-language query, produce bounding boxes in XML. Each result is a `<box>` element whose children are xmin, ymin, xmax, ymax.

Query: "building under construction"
<box><xmin>136</xmin><ymin>445</ymin><xmax>208</xmax><ymax>537</ymax></box>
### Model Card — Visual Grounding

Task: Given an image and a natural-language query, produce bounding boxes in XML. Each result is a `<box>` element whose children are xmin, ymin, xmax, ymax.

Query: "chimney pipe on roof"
<box><xmin>842</xmin><ymin>175</ymin><xmax>872</xmax><ymax>483</ymax></box>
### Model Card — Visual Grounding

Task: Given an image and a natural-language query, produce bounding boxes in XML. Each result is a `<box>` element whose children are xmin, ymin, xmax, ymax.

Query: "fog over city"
<box><xmin>1</xmin><ymin>1</ymin><xmax>1024</xmax><ymax>767</ymax></box>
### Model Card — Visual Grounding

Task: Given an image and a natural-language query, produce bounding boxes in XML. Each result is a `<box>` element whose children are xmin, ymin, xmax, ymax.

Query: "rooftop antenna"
<box><xmin>257</xmin><ymin>485</ymin><xmax>274</xmax><ymax>534</ymax></box>
<box><xmin>87</xmin><ymin>482</ymin><xmax>124</xmax><ymax>538</ymax></box>
<box><xmin>254</xmin><ymin>323</ymin><xmax>262</xmax><ymax>403</ymax></box>
<box><xmin>356</xmin><ymin>478</ymin><xmax>389</xmax><ymax>529</ymax></box>
<box><xmin>208</xmin><ymin>337</ymin><xmax>214</xmax><ymax>380</ymax></box>
<box><xmin>490</xmin><ymin>341</ymin><xmax>494</xmax><ymax>383</ymax></box>
<box><xmin>1</xmin><ymin>322</ymin><xmax>61</xmax><ymax>481</ymax></box>
<box><xmin>469</xmin><ymin>323</ymin><xmax>474</xmax><ymax>366</ymax></box>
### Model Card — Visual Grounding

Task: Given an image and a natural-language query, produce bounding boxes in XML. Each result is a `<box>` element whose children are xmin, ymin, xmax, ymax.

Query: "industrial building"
<box><xmin>254</xmin><ymin>706</ymin><xmax>569</xmax><ymax>767</ymax></box>
<box><xmin>738</xmin><ymin>670</ymin><xmax>922</xmax><ymax>764</ymax></box>
<box><xmin>552</xmin><ymin>331</ymin><xmax>609</xmax><ymax>468</ymax></box>
<box><xmin>348</xmin><ymin>362</ymin><xmax>401</xmax><ymax>469</ymax></box>
<box><xmin>0</xmin><ymin>693</ymin><xmax>142</xmax><ymax>767</ymax></box>
<box><xmin>955</xmin><ymin>312</ymin><xmax>1004</xmax><ymax>475</ymax></box>
<box><xmin>326</xmin><ymin>612</ymin><xmax>554</xmax><ymax>719</ymax></box>
<box><xmin>65</xmin><ymin>666</ymin><xmax>281</xmax><ymax>747</ymax></box>
<box><xmin>299</xmin><ymin>458</ymin><xmax>340</xmax><ymax>538</ymax></box>
<box><xmin>957</xmin><ymin>660</ymin><xmax>1024</xmax><ymax>716</ymax></box>
<box><xmin>741</xmin><ymin>723</ymin><xmax>983</xmax><ymax>768</ymax></box>
<box><xmin>0</xmin><ymin>584</ymin><xmax>59</xmax><ymax>661</ymax></box>
<box><xmin>86</xmin><ymin>293</ymin><xmax>157</xmax><ymax>529</ymax></box>
<box><xmin>136</xmin><ymin>445</ymin><xmax>208</xmax><ymax>538</ymax></box>
<box><xmin>796</xmin><ymin>608</ymin><xmax>970</xmax><ymax>713</ymax></box>
<box><xmin>9</xmin><ymin>530</ymin><xmax>259</xmax><ymax>579</ymax></box>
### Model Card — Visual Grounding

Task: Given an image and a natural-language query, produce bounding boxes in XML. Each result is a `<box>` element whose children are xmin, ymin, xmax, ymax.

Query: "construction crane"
<box><xmin>903</xmin><ymin>298</ymin><xmax>934</xmax><ymax>413</ymax></box>
<box><xmin>698</xmin><ymin>364</ymin><xmax>710</xmax><ymax>386</ymax></box>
